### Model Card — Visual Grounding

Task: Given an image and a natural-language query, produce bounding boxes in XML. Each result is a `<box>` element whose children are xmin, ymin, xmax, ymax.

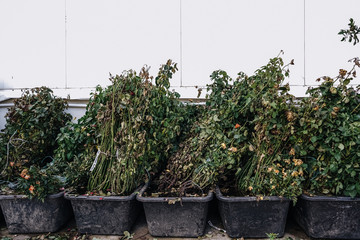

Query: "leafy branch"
<box><xmin>339</xmin><ymin>18</ymin><xmax>360</xmax><ymax>45</ymax></box>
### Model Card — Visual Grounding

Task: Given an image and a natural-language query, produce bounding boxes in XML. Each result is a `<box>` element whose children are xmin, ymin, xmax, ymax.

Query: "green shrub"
<box><xmin>153</xmin><ymin>54</ymin><xmax>305</xmax><ymax>201</ymax></box>
<box><xmin>62</xmin><ymin>60</ymin><xmax>186</xmax><ymax>195</ymax></box>
<box><xmin>297</xmin><ymin>62</ymin><xmax>360</xmax><ymax>197</ymax></box>
<box><xmin>0</xmin><ymin>87</ymin><xmax>71</xmax><ymax>200</ymax></box>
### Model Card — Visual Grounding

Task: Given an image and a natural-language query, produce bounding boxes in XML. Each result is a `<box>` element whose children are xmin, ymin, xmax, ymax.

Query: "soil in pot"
<box><xmin>65</xmin><ymin>187</ymin><xmax>141</xmax><ymax>235</ymax></box>
<box><xmin>293</xmin><ymin>194</ymin><xmax>360</xmax><ymax>239</ymax></box>
<box><xmin>137</xmin><ymin>184</ymin><xmax>213</xmax><ymax>237</ymax></box>
<box><xmin>216</xmin><ymin>186</ymin><xmax>290</xmax><ymax>238</ymax></box>
<box><xmin>0</xmin><ymin>192</ymin><xmax>73</xmax><ymax>233</ymax></box>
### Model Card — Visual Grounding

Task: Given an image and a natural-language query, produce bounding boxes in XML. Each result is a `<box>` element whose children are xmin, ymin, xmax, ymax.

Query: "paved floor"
<box><xmin>0</xmin><ymin>207</ymin><xmax>311</xmax><ymax>240</ymax></box>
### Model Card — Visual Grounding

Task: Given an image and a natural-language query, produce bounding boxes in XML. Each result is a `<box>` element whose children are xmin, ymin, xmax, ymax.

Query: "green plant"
<box><xmin>53</xmin><ymin>85</ymin><xmax>106</xmax><ymax>193</ymax></box>
<box><xmin>55</xmin><ymin>85</ymin><xmax>106</xmax><ymax>164</ymax></box>
<box><xmin>266</xmin><ymin>233</ymin><xmax>279</xmax><ymax>240</ymax></box>
<box><xmin>339</xmin><ymin>18</ymin><xmax>360</xmax><ymax>45</ymax></box>
<box><xmin>154</xmin><ymin>107</ymin><xmax>219</xmax><ymax>197</ymax></box>
<box><xmin>64</xmin><ymin>60</ymin><xmax>185</xmax><ymax>195</ymax></box>
<box><xmin>151</xmin><ymin>70</ymin><xmax>253</xmax><ymax>197</ymax></box>
<box><xmin>152</xmin><ymin>54</ymin><xmax>304</xmax><ymax>201</ymax></box>
<box><xmin>266</xmin><ymin>233</ymin><xmax>294</xmax><ymax>240</ymax></box>
<box><xmin>120</xmin><ymin>231</ymin><xmax>134</xmax><ymax>240</ymax></box>
<box><xmin>16</xmin><ymin>165</ymin><xmax>63</xmax><ymax>200</ymax></box>
<box><xmin>0</xmin><ymin>87</ymin><xmax>71</xmax><ymax>200</ymax></box>
<box><xmin>297</xmin><ymin>61</ymin><xmax>360</xmax><ymax>197</ymax></box>
<box><xmin>234</xmin><ymin>57</ymin><xmax>304</xmax><ymax>201</ymax></box>
<box><xmin>206</xmin><ymin>55</ymin><xmax>304</xmax><ymax>201</ymax></box>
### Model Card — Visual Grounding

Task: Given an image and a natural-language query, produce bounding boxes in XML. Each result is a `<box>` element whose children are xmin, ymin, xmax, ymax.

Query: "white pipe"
<box><xmin>0</xmin><ymin>103</ymin><xmax>87</xmax><ymax>108</ymax></box>
<box><xmin>68</xmin><ymin>104</ymin><xmax>87</xmax><ymax>108</ymax></box>
<box><xmin>0</xmin><ymin>104</ymin><xmax>13</xmax><ymax>108</ymax></box>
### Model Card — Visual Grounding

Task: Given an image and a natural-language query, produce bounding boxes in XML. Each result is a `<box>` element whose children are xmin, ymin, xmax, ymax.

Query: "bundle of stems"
<box><xmin>87</xmin><ymin>60</ymin><xmax>182</xmax><ymax>195</ymax></box>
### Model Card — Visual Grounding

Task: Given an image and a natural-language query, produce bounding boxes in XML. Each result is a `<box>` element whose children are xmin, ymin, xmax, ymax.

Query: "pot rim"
<box><xmin>137</xmin><ymin>183</ymin><xmax>213</xmax><ymax>203</ymax></box>
<box><xmin>300</xmin><ymin>193</ymin><xmax>360</xmax><ymax>202</ymax></box>
<box><xmin>64</xmin><ymin>186</ymin><xmax>142</xmax><ymax>202</ymax></box>
<box><xmin>215</xmin><ymin>185</ymin><xmax>290</xmax><ymax>202</ymax></box>
<box><xmin>0</xmin><ymin>191</ymin><xmax>64</xmax><ymax>200</ymax></box>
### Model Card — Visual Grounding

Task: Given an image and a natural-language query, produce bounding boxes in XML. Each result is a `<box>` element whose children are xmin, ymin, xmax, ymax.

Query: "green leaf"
<box><xmin>330</xmin><ymin>164</ymin><xmax>338</xmax><ymax>172</ymax></box>
<box><xmin>338</xmin><ymin>143</ymin><xmax>345</xmax><ymax>151</ymax></box>
<box><xmin>343</xmin><ymin>78</ymin><xmax>351</xmax><ymax>85</ymax></box>
<box><xmin>311</xmin><ymin>136</ymin><xmax>317</xmax><ymax>143</ymax></box>
<box><xmin>349</xmin><ymin>190</ymin><xmax>357</xmax><ymax>198</ymax></box>
<box><xmin>213</xmin><ymin>115</ymin><xmax>220</xmax><ymax>122</ymax></box>
<box><xmin>336</xmin><ymin>182</ymin><xmax>343</xmax><ymax>193</ymax></box>
<box><xmin>322</xmin><ymin>189</ymin><xmax>330</xmax><ymax>194</ymax></box>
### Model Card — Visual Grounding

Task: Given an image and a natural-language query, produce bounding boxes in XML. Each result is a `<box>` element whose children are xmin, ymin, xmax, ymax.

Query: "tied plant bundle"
<box><xmin>233</xmin><ymin>57</ymin><xmax>304</xmax><ymax>201</ymax></box>
<box><xmin>150</xmin><ymin>70</ymin><xmax>244</xmax><ymax>198</ymax></box>
<box><xmin>206</xmin><ymin>54</ymin><xmax>304</xmax><ymax>201</ymax></box>
<box><xmin>151</xmin><ymin>54</ymin><xmax>305</xmax><ymax>201</ymax></box>
<box><xmin>64</xmin><ymin>60</ymin><xmax>185</xmax><ymax>196</ymax></box>
<box><xmin>152</xmin><ymin>104</ymin><xmax>217</xmax><ymax>197</ymax></box>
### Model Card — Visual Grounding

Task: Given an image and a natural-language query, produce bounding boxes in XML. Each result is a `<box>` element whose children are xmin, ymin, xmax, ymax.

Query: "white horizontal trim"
<box><xmin>0</xmin><ymin>103</ymin><xmax>87</xmax><ymax>108</ymax></box>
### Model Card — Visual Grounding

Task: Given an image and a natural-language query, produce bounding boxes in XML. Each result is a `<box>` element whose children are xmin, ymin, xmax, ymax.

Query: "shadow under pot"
<box><xmin>216</xmin><ymin>186</ymin><xmax>290</xmax><ymax>238</ymax></box>
<box><xmin>0</xmin><ymin>192</ymin><xmax>73</xmax><ymax>234</ymax></box>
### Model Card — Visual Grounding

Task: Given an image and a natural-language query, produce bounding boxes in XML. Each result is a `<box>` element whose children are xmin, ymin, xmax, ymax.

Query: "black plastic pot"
<box><xmin>0</xmin><ymin>192</ymin><xmax>73</xmax><ymax>233</ymax></box>
<box><xmin>216</xmin><ymin>186</ymin><xmax>290</xmax><ymax>238</ymax></box>
<box><xmin>293</xmin><ymin>194</ymin><xmax>360</xmax><ymax>239</ymax></box>
<box><xmin>137</xmin><ymin>185</ymin><xmax>213</xmax><ymax>237</ymax></box>
<box><xmin>65</xmin><ymin>188</ymin><xmax>141</xmax><ymax>235</ymax></box>
<box><xmin>0</xmin><ymin>208</ymin><xmax>4</xmax><ymax>225</ymax></box>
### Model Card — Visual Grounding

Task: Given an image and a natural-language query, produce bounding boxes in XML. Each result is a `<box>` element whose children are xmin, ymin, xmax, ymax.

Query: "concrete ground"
<box><xmin>0</xmin><ymin>206</ymin><xmax>311</xmax><ymax>240</ymax></box>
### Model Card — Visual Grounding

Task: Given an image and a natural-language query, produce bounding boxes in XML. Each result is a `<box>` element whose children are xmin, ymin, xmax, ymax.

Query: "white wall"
<box><xmin>305</xmin><ymin>0</ymin><xmax>360</xmax><ymax>86</ymax></box>
<box><xmin>0</xmin><ymin>1</ymin><xmax>66</xmax><ymax>89</ymax></box>
<box><xmin>0</xmin><ymin>0</ymin><xmax>359</xmax><ymax>99</ymax></box>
